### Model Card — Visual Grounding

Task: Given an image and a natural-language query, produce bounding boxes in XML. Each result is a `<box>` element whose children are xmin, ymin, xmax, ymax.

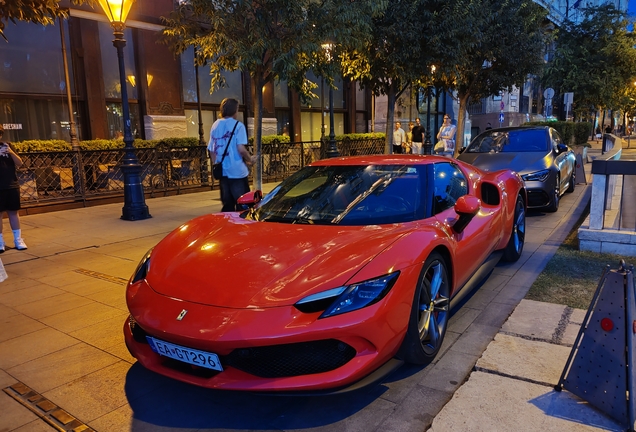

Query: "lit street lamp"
<box><xmin>321</xmin><ymin>42</ymin><xmax>340</xmax><ymax>158</ymax></box>
<box><xmin>98</xmin><ymin>0</ymin><xmax>150</xmax><ymax>220</ymax></box>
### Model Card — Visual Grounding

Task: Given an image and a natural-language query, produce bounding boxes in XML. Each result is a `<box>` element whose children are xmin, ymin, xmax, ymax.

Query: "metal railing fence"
<box><xmin>17</xmin><ymin>138</ymin><xmax>386</xmax><ymax>208</ymax></box>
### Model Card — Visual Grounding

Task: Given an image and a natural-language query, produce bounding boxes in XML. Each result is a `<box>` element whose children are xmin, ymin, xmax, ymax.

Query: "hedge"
<box><xmin>523</xmin><ymin>121</ymin><xmax>592</xmax><ymax>146</ymax></box>
<box><xmin>13</xmin><ymin>132</ymin><xmax>387</xmax><ymax>153</ymax></box>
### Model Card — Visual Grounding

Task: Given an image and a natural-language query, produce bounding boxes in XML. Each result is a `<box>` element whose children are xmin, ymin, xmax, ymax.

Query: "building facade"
<box><xmin>0</xmin><ymin>0</ymin><xmax>372</xmax><ymax>144</ymax></box>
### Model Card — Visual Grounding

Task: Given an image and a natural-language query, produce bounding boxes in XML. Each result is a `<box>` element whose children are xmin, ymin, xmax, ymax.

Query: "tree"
<box><xmin>543</xmin><ymin>5</ymin><xmax>636</xmax><ymax>125</ymax></box>
<box><xmin>0</xmin><ymin>0</ymin><xmax>93</xmax><ymax>40</ymax></box>
<box><xmin>339</xmin><ymin>0</ymin><xmax>434</xmax><ymax>152</ymax></box>
<box><xmin>433</xmin><ymin>0</ymin><xmax>547</xmax><ymax>154</ymax></box>
<box><xmin>163</xmin><ymin>0</ymin><xmax>386</xmax><ymax>190</ymax></box>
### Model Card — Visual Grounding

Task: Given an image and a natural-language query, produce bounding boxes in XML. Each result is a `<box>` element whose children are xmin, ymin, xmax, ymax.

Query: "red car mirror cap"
<box><xmin>454</xmin><ymin>195</ymin><xmax>480</xmax><ymax>216</ymax></box>
<box><xmin>237</xmin><ymin>190</ymin><xmax>263</xmax><ymax>207</ymax></box>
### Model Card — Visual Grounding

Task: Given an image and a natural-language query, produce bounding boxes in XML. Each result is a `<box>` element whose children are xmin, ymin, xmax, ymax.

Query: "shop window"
<box><xmin>105</xmin><ymin>102</ymin><xmax>141</xmax><ymax>139</ymax></box>
<box><xmin>301</xmin><ymin>112</ymin><xmax>343</xmax><ymax>142</ymax></box>
<box><xmin>0</xmin><ymin>21</ymin><xmax>74</xmax><ymax>95</ymax></box>
<box><xmin>355</xmin><ymin>82</ymin><xmax>366</xmax><ymax>110</ymax></box>
<box><xmin>99</xmin><ymin>23</ymin><xmax>137</xmax><ymax>100</ymax></box>
<box><xmin>181</xmin><ymin>47</ymin><xmax>243</xmax><ymax>104</ymax></box>
<box><xmin>0</xmin><ymin>97</ymin><xmax>83</xmax><ymax>142</ymax></box>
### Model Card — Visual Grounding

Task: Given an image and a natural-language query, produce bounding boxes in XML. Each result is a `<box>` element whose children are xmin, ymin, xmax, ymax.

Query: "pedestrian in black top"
<box><xmin>410</xmin><ymin>118</ymin><xmax>425</xmax><ymax>155</ymax></box>
<box><xmin>0</xmin><ymin>125</ymin><xmax>27</xmax><ymax>252</ymax></box>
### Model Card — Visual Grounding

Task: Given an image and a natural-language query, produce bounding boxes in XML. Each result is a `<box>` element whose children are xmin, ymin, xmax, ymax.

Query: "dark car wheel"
<box><xmin>545</xmin><ymin>175</ymin><xmax>560</xmax><ymax>212</ymax></box>
<box><xmin>502</xmin><ymin>195</ymin><xmax>525</xmax><ymax>262</ymax></box>
<box><xmin>566</xmin><ymin>170</ymin><xmax>575</xmax><ymax>193</ymax></box>
<box><xmin>399</xmin><ymin>252</ymin><xmax>450</xmax><ymax>364</ymax></box>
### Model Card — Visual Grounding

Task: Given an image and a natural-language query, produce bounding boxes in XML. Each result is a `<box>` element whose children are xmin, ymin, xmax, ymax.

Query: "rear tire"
<box><xmin>502</xmin><ymin>195</ymin><xmax>525</xmax><ymax>262</ymax></box>
<box><xmin>399</xmin><ymin>252</ymin><xmax>450</xmax><ymax>364</ymax></box>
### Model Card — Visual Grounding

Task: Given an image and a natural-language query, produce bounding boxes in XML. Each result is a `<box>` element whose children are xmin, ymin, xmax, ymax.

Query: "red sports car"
<box><xmin>124</xmin><ymin>155</ymin><xmax>526</xmax><ymax>392</ymax></box>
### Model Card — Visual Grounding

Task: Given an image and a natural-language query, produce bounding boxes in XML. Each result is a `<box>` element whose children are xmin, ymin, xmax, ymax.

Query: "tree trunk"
<box><xmin>454</xmin><ymin>93</ymin><xmax>470</xmax><ymax>157</ymax></box>
<box><xmin>385</xmin><ymin>83</ymin><xmax>396</xmax><ymax>154</ymax></box>
<box><xmin>251</xmin><ymin>73</ymin><xmax>264</xmax><ymax>190</ymax></box>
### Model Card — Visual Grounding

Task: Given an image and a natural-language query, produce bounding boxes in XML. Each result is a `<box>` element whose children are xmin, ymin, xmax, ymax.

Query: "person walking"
<box><xmin>393</xmin><ymin>121</ymin><xmax>406</xmax><ymax>154</ymax></box>
<box><xmin>436</xmin><ymin>114</ymin><xmax>457</xmax><ymax>158</ymax></box>
<box><xmin>0</xmin><ymin>125</ymin><xmax>27</xmax><ymax>252</ymax></box>
<box><xmin>410</xmin><ymin>118</ymin><xmax>425</xmax><ymax>155</ymax></box>
<box><xmin>207</xmin><ymin>98</ymin><xmax>254</xmax><ymax>212</ymax></box>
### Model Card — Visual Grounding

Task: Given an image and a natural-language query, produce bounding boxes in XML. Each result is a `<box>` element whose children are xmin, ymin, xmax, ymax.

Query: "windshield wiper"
<box><xmin>331</xmin><ymin>175</ymin><xmax>394</xmax><ymax>224</ymax></box>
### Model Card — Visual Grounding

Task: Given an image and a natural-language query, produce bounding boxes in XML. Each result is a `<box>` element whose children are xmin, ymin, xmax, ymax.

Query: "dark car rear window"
<box><xmin>466</xmin><ymin>129</ymin><xmax>549</xmax><ymax>153</ymax></box>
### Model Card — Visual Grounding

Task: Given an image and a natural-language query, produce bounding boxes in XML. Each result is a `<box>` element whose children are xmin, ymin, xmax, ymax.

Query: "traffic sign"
<box><xmin>499</xmin><ymin>113</ymin><xmax>504</xmax><ymax>123</ymax></box>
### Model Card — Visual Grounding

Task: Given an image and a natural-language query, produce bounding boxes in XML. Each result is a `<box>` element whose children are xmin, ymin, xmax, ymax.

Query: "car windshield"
<box><xmin>466</xmin><ymin>129</ymin><xmax>549</xmax><ymax>153</ymax></box>
<box><xmin>245</xmin><ymin>164</ymin><xmax>425</xmax><ymax>225</ymax></box>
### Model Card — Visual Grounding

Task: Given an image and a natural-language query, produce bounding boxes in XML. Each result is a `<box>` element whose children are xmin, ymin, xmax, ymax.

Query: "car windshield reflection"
<box><xmin>466</xmin><ymin>129</ymin><xmax>549</xmax><ymax>153</ymax></box>
<box><xmin>244</xmin><ymin>165</ymin><xmax>425</xmax><ymax>225</ymax></box>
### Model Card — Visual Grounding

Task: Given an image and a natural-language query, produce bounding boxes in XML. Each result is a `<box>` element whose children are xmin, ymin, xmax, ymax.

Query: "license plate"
<box><xmin>146</xmin><ymin>337</ymin><xmax>223</xmax><ymax>371</ymax></box>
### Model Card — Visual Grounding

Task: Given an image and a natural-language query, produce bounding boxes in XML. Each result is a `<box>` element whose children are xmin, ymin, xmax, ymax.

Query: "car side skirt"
<box><xmin>449</xmin><ymin>250</ymin><xmax>503</xmax><ymax>310</ymax></box>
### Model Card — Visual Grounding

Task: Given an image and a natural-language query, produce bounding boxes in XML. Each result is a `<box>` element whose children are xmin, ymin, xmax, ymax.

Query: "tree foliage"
<box><xmin>543</xmin><ymin>5</ymin><xmax>636</xmax><ymax>118</ymax></box>
<box><xmin>433</xmin><ymin>0</ymin><xmax>547</xmax><ymax>153</ymax></box>
<box><xmin>0</xmin><ymin>0</ymin><xmax>94</xmax><ymax>40</ymax></box>
<box><xmin>339</xmin><ymin>0</ymin><xmax>436</xmax><ymax>151</ymax></box>
<box><xmin>163</xmin><ymin>0</ymin><xmax>386</xmax><ymax>189</ymax></box>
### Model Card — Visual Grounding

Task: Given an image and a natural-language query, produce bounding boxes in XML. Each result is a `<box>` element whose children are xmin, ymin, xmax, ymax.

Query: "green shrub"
<box><xmin>14</xmin><ymin>136</ymin><xmax>205</xmax><ymax>152</ymax></box>
<box><xmin>335</xmin><ymin>132</ymin><xmax>385</xmax><ymax>141</ymax></box>
<box><xmin>573</xmin><ymin>122</ymin><xmax>593</xmax><ymax>146</ymax></box>
<box><xmin>523</xmin><ymin>121</ymin><xmax>592</xmax><ymax>146</ymax></box>
<box><xmin>12</xmin><ymin>140</ymin><xmax>71</xmax><ymax>152</ymax></box>
<box><xmin>248</xmin><ymin>134</ymin><xmax>291</xmax><ymax>146</ymax></box>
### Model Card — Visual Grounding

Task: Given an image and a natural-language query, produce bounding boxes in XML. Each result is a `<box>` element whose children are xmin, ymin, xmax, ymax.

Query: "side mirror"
<box><xmin>453</xmin><ymin>195</ymin><xmax>481</xmax><ymax>233</ymax></box>
<box><xmin>237</xmin><ymin>190</ymin><xmax>263</xmax><ymax>208</ymax></box>
<box><xmin>458</xmin><ymin>147</ymin><xmax>466</xmax><ymax>154</ymax></box>
<box><xmin>556</xmin><ymin>143</ymin><xmax>568</xmax><ymax>154</ymax></box>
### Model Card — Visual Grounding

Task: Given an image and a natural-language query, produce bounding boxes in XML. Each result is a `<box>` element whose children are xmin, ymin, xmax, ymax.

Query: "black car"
<box><xmin>458</xmin><ymin>126</ymin><xmax>576</xmax><ymax>212</ymax></box>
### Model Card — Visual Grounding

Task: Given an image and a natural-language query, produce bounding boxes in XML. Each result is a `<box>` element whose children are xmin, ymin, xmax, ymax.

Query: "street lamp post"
<box><xmin>322</xmin><ymin>42</ymin><xmax>339</xmax><ymax>158</ymax></box>
<box><xmin>424</xmin><ymin>65</ymin><xmax>436</xmax><ymax>155</ymax></box>
<box><xmin>98</xmin><ymin>0</ymin><xmax>150</xmax><ymax>221</ymax></box>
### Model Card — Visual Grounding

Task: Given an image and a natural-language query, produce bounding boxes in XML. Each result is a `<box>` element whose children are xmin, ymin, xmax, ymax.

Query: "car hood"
<box><xmin>458</xmin><ymin>151</ymin><xmax>549</xmax><ymax>175</ymax></box>
<box><xmin>145</xmin><ymin>213</ymin><xmax>411</xmax><ymax>309</ymax></box>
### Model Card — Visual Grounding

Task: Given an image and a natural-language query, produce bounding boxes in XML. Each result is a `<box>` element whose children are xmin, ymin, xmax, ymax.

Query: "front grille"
<box><xmin>527</xmin><ymin>190</ymin><xmax>549</xmax><ymax>208</ymax></box>
<box><xmin>225</xmin><ymin>339</ymin><xmax>357</xmax><ymax>378</ymax></box>
<box><xmin>129</xmin><ymin>315</ymin><xmax>149</xmax><ymax>343</ymax></box>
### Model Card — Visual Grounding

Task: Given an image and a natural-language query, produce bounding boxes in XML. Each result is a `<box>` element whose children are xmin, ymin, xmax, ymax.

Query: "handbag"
<box><xmin>212</xmin><ymin>121</ymin><xmax>239</xmax><ymax>180</ymax></box>
<box><xmin>434</xmin><ymin>140</ymin><xmax>445</xmax><ymax>153</ymax></box>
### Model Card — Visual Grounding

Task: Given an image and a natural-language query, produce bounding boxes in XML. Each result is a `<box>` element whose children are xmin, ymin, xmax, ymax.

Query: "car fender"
<box><xmin>489</xmin><ymin>169</ymin><xmax>526</xmax><ymax>250</ymax></box>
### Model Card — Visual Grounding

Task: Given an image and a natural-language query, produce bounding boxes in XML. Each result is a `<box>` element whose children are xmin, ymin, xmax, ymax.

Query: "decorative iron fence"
<box><xmin>17</xmin><ymin>138</ymin><xmax>385</xmax><ymax>208</ymax></box>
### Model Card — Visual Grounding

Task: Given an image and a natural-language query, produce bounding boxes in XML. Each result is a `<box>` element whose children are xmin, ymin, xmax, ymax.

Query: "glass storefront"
<box><xmin>105</xmin><ymin>102</ymin><xmax>141</xmax><ymax>139</ymax></box>
<box><xmin>181</xmin><ymin>47</ymin><xmax>243</xmax><ymax>104</ymax></box>
<box><xmin>99</xmin><ymin>23</ymin><xmax>137</xmax><ymax>100</ymax></box>
<box><xmin>0</xmin><ymin>21</ymin><xmax>74</xmax><ymax>95</ymax></box>
<box><xmin>301</xmin><ymin>112</ymin><xmax>344</xmax><ymax>142</ymax></box>
<box><xmin>0</xmin><ymin>97</ymin><xmax>82</xmax><ymax>142</ymax></box>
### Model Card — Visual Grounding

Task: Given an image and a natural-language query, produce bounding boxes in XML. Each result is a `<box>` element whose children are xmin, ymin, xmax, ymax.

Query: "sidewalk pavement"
<box><xmin>0</xmin><ymin>142</ymin><xmax>627</xmax><ymax>432</ymax></box>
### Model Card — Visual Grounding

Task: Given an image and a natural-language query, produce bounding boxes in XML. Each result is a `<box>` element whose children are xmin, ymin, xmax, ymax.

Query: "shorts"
<box><xmin>0</xmin><ymin>188</ymin><xmax>20</xmax><ymax>212</ymax></box>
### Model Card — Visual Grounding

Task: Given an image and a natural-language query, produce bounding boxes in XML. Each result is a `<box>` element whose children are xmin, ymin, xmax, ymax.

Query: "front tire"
<box><xmin>399</xmin><ymin>252</ymin><xmax>450</xmax><ymax>364</ymax></box>
<box><xmin>545</xmin><ymin>175</ymin><xmax>560</xmax><ymax>213</ymax></box>
<box><xmin>566</xmin><ymin>170</ymin><xmax>575</xmax><ymax>193</ymax></box>
<box><xmin>502</xmin><ymin>195</ymin><xmax>525</xmax><ymax>262</ymax></box>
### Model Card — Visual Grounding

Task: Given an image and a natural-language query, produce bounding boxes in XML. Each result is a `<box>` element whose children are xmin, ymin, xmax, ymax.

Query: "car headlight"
<box><xmin>521</xmin><ymin>169</ymin><xmax>550</xmax><ymax>182</ymax></box>
<box><xmin>295</xmin><ymin>272</ymin><xmax>400</xmax><ymax>318</ymax></box>
<box><xmin>130</xmin><ymin>248</ymin><xmax>153</xmax><ymax>284</ymax></box>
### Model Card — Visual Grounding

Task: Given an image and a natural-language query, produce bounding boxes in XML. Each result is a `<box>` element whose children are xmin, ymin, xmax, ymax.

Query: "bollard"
<box><xmin>555</xmin><ymin>261</ymin><xmax>636</xmax><ymax>432</ymax></box>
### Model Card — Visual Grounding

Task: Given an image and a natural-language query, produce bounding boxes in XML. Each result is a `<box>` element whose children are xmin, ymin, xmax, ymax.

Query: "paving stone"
<box><xmin>448</xmin><ymin>323</ymin><xmax>499</xmax><ymax>357</ymax></box>
<box><xmin>418</xmin><ymin>350</ymin><xmax>479</xmax><ymax>393</ymax></box>
<box><xmin>7</xmin><ymin>343</ymin><xmax>120</xmax><ymax>394</ymax></box>
<box><xmin>473</xmin><ymin>301</ymin><xmax>516</xmax><ymax>328</ymax></box>
<box><xmin>0</xmin><ymin>313</ymin><xmax>47</xmax><ymax>343</ymax></box>
<box><xmin>0</xmin><ymin>327</ymin><xmax>79</xmax><ymax>369</ymax></box>
<box><xmin>448</xmin><ymin>307</ymin><xmax>481</xmax><ymax>333</ymax></box>
<box><xmin>40</xmin><ymin>302</ymin><xmax>127</xmax><ymax>334</ymax></box>
<box><xmin>378</xmin><ymin>384</ymin><xmax>451</xmax><ymax>432</ymax></box>
<box><xmin>501</xmin><ymin>299</ymin><xmax>566</xmax><ymax>341</ymax></box>
<box><xmin>462</xmin><ymin>286</ymin><xmax>499</xmax><ymax>310</ymax></box>
<box><xmin>476</xmin><ymin>333</ymin><xmax>571</xmax><ymax>385</ymax></box>
<box><xmin>15</xmin><ymin>292</ymin><xmax>94</xmax><ymax>320</ymax></box>
<box><xmin>430</xmin><ymin>372</ymin><xmax>622</xmax><ymax>432</ymax></box>
<box><xmin>0</xmin><ymin>390</ymin><xmax>41</xmax><ymax>432</ymax></box>
<box><xmin>0</xmin><ymin>284</ymin><xmax>65</xmax><ymax>308</ymax></box>
<box><xmin>10</xmin><ymin>419</ymin><xmax>56</xmax><ymax>432</ymax></box>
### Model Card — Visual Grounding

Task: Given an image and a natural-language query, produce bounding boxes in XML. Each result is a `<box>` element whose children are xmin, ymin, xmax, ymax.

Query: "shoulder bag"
<box><xmin>212</xmin><ymin>121</ymin><xmax>239</xmax><ymax>180</ymax></box>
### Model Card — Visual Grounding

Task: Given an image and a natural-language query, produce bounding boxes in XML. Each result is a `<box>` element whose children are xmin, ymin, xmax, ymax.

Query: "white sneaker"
<box><xmin>0</xmin><ymin>240</ymin><xmax>4</xmax><ymax>253</ymax></box>
<box><xmin>14</xmin><ymin>237</ymin><xmax>27</xmax><ymax>250</ymax></box>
